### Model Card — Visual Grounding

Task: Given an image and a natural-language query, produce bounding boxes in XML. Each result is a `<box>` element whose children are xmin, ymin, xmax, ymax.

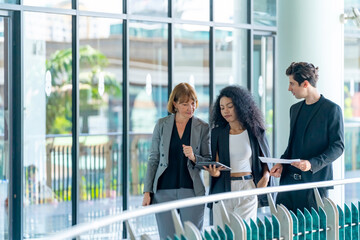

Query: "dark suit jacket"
<box><xmin>209</xmin><ymin>124</ymin><xmax>272</xmax><ymax>207</ymax></box>
<box><xmin>280</xmin><ymin>95</ymin><xmax>344</xmax><ymax>186</ymax></box>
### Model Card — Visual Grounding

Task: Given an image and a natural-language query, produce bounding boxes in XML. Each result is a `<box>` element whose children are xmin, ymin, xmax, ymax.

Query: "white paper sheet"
<box><xmin>259</xmin><ymin>157</ymin><xmax>301</xmax><ymax>164</ymax></box>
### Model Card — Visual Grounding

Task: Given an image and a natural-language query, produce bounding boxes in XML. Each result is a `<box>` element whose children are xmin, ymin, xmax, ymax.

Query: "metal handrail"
<box><xmin>34</xmin><ymin>177</ymin><xmax>360</xmax><ymax>240</ymax></box>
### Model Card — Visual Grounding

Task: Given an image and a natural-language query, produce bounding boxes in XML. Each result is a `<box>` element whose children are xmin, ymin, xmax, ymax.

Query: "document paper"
<box><xmin>259</xmin><ymin>157</ymin><xmax>300</xmax><ymax>164</ymax></box>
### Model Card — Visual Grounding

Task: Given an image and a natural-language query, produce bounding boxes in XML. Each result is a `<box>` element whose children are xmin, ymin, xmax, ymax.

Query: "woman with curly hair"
<box><xmin>204</xmin><ymin>85</ymin><xmax>271</xmax><ymax>224</ymax></box>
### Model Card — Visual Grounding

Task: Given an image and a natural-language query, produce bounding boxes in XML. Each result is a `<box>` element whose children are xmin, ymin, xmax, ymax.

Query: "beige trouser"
<box><xmin>213</xmin><ymin>179</ymin><xmax>257</xmax><ymax>227</ymax></box>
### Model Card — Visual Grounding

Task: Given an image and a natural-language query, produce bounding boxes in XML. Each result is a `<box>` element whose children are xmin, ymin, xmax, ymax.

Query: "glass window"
<box><xmin>23</xmin><ymin>12</ymin><xmax>72</xmax><ymax>237</ymax></box>
<box><xmin>213</xmin><ymin>0</ymin><xmax>248</xmax><ymax>23</ymax></box>
<box><xmin>23</xmin><ymin>0</ymin><xmax>71</xmax><ymax>8</ymax></box>
<box><xmin>0</xmin><ymin>17</ymin><xmax>9</xmax><ymax>240</ymax></box>
<box><xmin>253</xmin><ymin>0</ymin><xmax>277</xmax><ymax>26</ymax></box>
<box><xmin>174</xmin><ymin>0</ymin><xmax>209</xmax><ymax>21</ymax></box>
<box><xmin>129</xmin><ymin>0</ymin><xmax>167</xmax><ymax>17</ymax></box>
<box><xmin>78</xmin><ymin>17</ymin><xmax>123</xmax><ymax>239</ymax></box>
<box><xmin>214</xmin><ymin>28</ymin><xmax>248</xmax><ymax>95</ymax></box>
<box><xmin>0</xmin><ymin>0</ymin><xmax>15</xmax><ymax>3</ymax></box>
<box><xmin>128</xmin><ymin>21</ymin><xmax>168</xmax><ymax>237</ymax></box>
<box><xmin>253</xmin><ymin>35</ymin><xmax>274</xmax><ymax>155</ymax></box>
<box><xmin>344</xmin><ymin>38</ymin><xmax>360</xmax><ymax>204</ymax></box>
<box><xmin>174</xmin><ymin>24</ymin><xmax>209</xmax><ymax>122</ymax></box>
<box><xmin>79</xmin><ymin>0</ymin><xmax>122</xmax><ymax>14</ymax></box>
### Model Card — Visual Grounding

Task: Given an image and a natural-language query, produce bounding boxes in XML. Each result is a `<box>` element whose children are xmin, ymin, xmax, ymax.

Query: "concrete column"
<box><xmin>276</xmin><ymin>0</ymin><xmax>345</xmax><ymax>205</ymax></box>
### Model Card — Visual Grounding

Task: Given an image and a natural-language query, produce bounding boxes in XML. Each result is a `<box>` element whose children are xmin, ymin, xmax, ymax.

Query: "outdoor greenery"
<box><xmin>45</xmin><ymin>45</ymin><xmax>122</xmax><ymax>134</ymax></box>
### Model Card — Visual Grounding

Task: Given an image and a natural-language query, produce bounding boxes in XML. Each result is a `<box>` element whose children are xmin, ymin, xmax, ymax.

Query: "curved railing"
<box><xmin>32</xmin><ymin>177</ymin><xmax>360</xmax><ymax>240</ymax></box>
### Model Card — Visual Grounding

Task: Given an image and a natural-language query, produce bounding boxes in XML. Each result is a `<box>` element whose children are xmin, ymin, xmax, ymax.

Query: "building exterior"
<box><xmin>0</xmin><ymin>0</ymin><xmax>358</xmax><ymax>239</ymax></box>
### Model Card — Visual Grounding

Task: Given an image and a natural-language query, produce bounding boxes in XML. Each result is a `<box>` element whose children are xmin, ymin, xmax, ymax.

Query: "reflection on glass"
<box><xmin>214</xmin><ymin>28</ymin><xmax>248</xmax><ymax>95</ymax></box>
<box><xmin>213</xmin><ymin>0</ymin><xmax>247</xmax><ymax>23</ymax></box>
<box><xmin>23</xmin><ymin>0</ymin><xmax>71</xmax><ymax>8</ymax></box>
<box><xmin>174</xmin><ymin>24</ymin><xmax>209</xmax><ymax>122</ymax></box>
<box><xmin>78</xmin><ymin>17</ymin><xmax>123</xmax><ymax>239</ymax></box>
<box><xmin>174</xmin><ymin>0</ymin><xmax>209</xmax><ymax>21</ymax></box>
<box><xmin>129</xmin><ymin>0</ymin><xmax>167</xmax><ymax>17</ymax></box>
<box><xmin>253</xmin><ymin>0</ymin><xmax>277</xmax><ymax>26</ymax></box>
<box><xmin>0</xmin><ymin>17</ymin><xmax>8</xmax><ymax>240</ymax></box>
<box><xmin>253</xmin><ymin>35</ymin><xmax>274</xmax><ymax>155</ymax></box>
<box><xmin>79</xmin><ymin>0</ymin><xmax>122</xmax><ymax>14</ymax></box>
<box><xmin>344</xmin><ymin>38</ymin><xmax>360</xmax><ymax>204</ymax></box>
<box><xmin>23</xmin><ymin>12</ymin><xmax>72</xmax><ymax>236</ymax></box>
<box><xmin>0</xmin><ymin>0</ymin><xmax>15</xmax><ymax>3</ymax></box>
<box><xmin>129</xmin><ymin>21</ymin><xmax>168</xmax><ymax>236</ymax></box>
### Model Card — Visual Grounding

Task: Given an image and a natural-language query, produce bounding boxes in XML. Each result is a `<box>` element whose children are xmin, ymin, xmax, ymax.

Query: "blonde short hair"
<box><xmin>167</xmin><ymin>83</ymin><xmax>198</xmax><ymax>113</ymax></box>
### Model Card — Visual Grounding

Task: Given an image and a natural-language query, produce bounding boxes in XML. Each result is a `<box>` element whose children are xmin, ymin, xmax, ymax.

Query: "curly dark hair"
<box><xmin>211</xmin><ymin>85</ymin><xmax>265</xmax><ymax>138</ymax></box>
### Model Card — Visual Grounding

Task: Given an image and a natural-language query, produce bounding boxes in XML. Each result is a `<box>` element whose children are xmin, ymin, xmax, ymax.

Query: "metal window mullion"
<box><xmin>122</xmin><ymin>18</ymin><xmax>129</xmax><ymax>240</ymax></box>
<box><xmin>248</xmin><ymin>29</ymin><xmax>253</xmax><ymax>91</ymax></box>
<box><xmin>209</xmin><ymin>26</ymin><xmax>214</xmax><ymax>112</ymax></box>
<box><xmin>168</xmin><ymin>0</ymin><xmax>173</xmax><ymax>99</ymax></box>
<box><xmin>71</xmin><ymin>5</ymin><xmax>80</xmax><ymax>230</ymax></box>
<box><xmin>272</xmin><ymin>34</ymin><xmax>277</xmax><ymax>157</ymax></box>
<box><xmin>10</xmin><ymin>10</ymin><xmax>23</xmax><ymax>240</ymax></box>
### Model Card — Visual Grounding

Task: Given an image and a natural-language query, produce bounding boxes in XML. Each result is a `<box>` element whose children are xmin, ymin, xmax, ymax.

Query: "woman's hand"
<box><xmin>142</xmin><ymin>192</ymin><xmax>151</xmax><ymax>206</ymax></box>
<box><xmin>257</xmin><ymin>171</ymin><xmax>270</xmax><ymax>188</ymax></box>
<box><xmin>270</xmin><ymin>163</ymin><xmax>283</xmax><ymax>178</ymax></box>
<box><xmin>182</xmin><ymin>144</ymin><xmax>195</xmax><ymax>162</ymax></box>
<box><xmin>203</xmin><ymin>164</ymin><xmax>224</xmax><ymax>177</ymax></box>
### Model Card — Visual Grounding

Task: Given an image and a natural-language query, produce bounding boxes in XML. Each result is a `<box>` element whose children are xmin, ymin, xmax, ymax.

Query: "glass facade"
<box><xmin>78</xmin><ymin>17</ymin><xmax>123</xmax><ymax>239</ymax></box>
<box><xmin>344</xmin><ymin>1</ymin><xmax>360</xmax><ymax>205</ymax></box>
<box><xmin>0</xmin><ymin>0</ymin><xmax>278</xmax><ymax>239</ymax></box>
<box><xmin>0</xmin><ymin>16</ymin><xmax>9</xmax><ymax>240</ymax></box>
<box><xmin>23</xmin><ymin>12</ymin><xmax>73</xmax><ymax>237</ymax></box>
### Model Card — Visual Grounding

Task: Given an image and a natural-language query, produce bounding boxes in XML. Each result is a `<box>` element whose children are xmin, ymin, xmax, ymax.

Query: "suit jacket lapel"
<box><xmin>190</xmin><ymin>117</ymin><xmax>201</xmax><ymax>149</ymax></box>
<box><xmin>288</xmin><ymin>101</ymin><xmax>303</xmax><ymax>145</ymax></box>
<box><xmin>221</xmin><ymin>125</ymin><xmax>230</xmax><ymax>166</ymax></box>
<box><xmin>303</xmin><ymin>95</ymin><xmax>325</xmax><ymax>134</ymax></box>
<box><xmin>162</xmin><ymin>115</ymin><xmax>174</xmax><ymax>164</ymax></box>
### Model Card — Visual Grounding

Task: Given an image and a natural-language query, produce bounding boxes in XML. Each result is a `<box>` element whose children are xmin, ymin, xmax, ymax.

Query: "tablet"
<box><xmin>196</xmin><ymin>162</ymin><xmax>231</xmax><ymax>171</ymax></box>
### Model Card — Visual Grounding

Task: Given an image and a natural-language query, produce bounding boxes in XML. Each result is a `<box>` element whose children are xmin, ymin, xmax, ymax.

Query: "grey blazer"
<box><xmin>144</xmin><ymin>115</ymin><xmax>211</xmax><ymax>196</ymax></box>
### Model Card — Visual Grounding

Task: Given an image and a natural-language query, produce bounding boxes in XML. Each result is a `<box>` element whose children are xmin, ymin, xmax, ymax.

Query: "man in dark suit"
<box><xmin>270</xmin><ymin>62</ymin><xmax>344</xmax><ymax>213</ymax></box>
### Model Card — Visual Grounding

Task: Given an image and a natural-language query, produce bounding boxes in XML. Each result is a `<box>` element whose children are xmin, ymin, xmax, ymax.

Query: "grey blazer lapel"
<box><xmin>162</xmin><ymin>115</ymin><xmax>175</xmax><ymax>164</ymax></box>
<box><xmin>190</xmin><ymin>117</ymin><xmax>201</xmax><ymax>150</ymax></box>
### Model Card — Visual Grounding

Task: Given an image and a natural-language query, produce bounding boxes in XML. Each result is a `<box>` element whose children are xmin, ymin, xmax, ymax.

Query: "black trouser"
<box><xmin>276</xmin><ymin>172</ymin><xmax>328</xmax><ymax>213</ymax></box>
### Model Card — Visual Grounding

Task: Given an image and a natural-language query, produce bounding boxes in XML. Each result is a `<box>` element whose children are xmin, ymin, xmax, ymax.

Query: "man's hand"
<box><xmin>257</xmin><ymin>171</ymin><xmax>270</xmax><ymax>188</ymax></box>
<box><xmin>182</xmin><ymin>144</ymin><xmax>195</xmax><ymax>162</ymax></box>
<box><xmin>270</xmin><ymin>163</ymin><xmax>283</xmax><ymax>178</ymax></box>
<box><xmin>142</xmin><ymin>192</ymin><xmax>151</xmax><ymax>206</ymax></box>
<box><xmin>291</xmin><ymin>160</ymin><xmax>311</xmax><ymax>172</ymax></box>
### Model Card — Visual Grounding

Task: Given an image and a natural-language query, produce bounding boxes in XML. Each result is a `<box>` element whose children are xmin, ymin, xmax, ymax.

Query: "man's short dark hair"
<box><xmin>286</xmin><ymin>62</ymin><xmax>319</xmax><ymax>87</ymax></box>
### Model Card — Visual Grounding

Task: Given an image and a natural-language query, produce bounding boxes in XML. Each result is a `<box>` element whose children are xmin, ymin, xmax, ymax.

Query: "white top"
<box><xmin>229</xmin><ymin>130</ymin><xmax>252</xmax><ymax>173</ymax></box>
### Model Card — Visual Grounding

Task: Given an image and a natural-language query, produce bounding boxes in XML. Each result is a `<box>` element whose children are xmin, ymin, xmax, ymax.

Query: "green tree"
<box><xmin>46</xmin><ymin>45</ymin><xmax>122</xmax><ymax>134</ymax></box>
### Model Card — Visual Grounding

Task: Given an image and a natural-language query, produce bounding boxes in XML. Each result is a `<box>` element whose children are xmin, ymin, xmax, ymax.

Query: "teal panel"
<box><xmin>290</xmin><ymin>210</ymin><xmax>299</xmax><ymax>240</ymax></box>
<box><xmin>304</xmin><ymin>208</ymin><xmax>313</xmax><ymax>240</ymax></box>
<box><xmin>217</xmin><ymin>226</ymin><xmax>226</xmax><ymax>240</ymax></box>
<box><xmin>297</xmin><ymin>209</ymin><xmax>306</xmax><ymax>240</ymax></box>
<box><xmin>173</xmin><ymin>235</ymin><xmax>181</xmax><ymax>240</ymax></box>
<box><xmin>250</xmin><ymin>219</ymin><xmax>258</xmax><ymax>239</ymax></box>
<box><xmin>181</xmin><ymin>235</ymin><xmax>188</xmax><ymax>240</ymax></box>
<box><xmin>311</xmin><ymin>208</ymin><xmax>320</xmax><ymax>240</ymax></box>
<box><xmin>204</xmin><ymin>230</ymin><xmax>214</xmax><ymax>240</ymax></box>
<box><xmin>224</xmin><ymin>224</ymin><xmax>234</xmax><ymax>240</ymax></box>
<box><xmin>264</xmin><ymin>216</ymin><xmax>273</xmax><ymax>240</ymax></box>
<box><xmin>318</xmin><ymin>207</ymin><xmax>327</xmax><ymax>240</ymax></box>
<box><xmin>211</xmin><ymin>228</ymin><xmax>220</xmax><ymax>240</ymax></box>
<box><xmin>351</xmin><ymin>203</ymin><xmax>359</xmax><ymax>240</ymax></box>
<box><xmin>345</xmin><ymin>204</ymin><xmax>352</xmax><ymax>240</ymax></box>
<box><xmin>272</xmin><ymin>215</ymin><xmax>280</xmax><ymax>239</ymax></box>
<box><xmin>244</xmin><ymin>220</ymin><xmax>251</xmax><ymax>240</ymax></box>
<box><xmin>166</xmin><ymin>237</ymin><xmax>172</xmax><ymax>240</ymax></box>
<box><xmin>338</xmin><ymin>205</ymin><xmax>345</xmax><ymax>240</ymax></box>
<box><xmin>257</xmin><ymin>218</ymin><xmax>265</xmax><ymax>240</ymax></box>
